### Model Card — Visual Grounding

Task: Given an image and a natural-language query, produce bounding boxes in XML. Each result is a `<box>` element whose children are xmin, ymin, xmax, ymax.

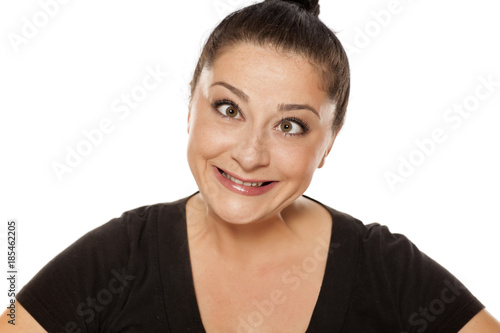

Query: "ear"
<box><xmin>187</xmin><ymin>103</ymin><xmax>192</xmax><ymax>134</ymax></box>
<box><xmin>318</xmin><ymin>130</ymin><xmax>337</xmax><ymax>169</ymax></box>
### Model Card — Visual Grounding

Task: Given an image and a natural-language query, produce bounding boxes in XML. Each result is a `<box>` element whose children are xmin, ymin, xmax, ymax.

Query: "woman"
<box><xmin>2</xmin><ymin>0</ymin><xmax>499</xmax><ymax>332</ymax></box>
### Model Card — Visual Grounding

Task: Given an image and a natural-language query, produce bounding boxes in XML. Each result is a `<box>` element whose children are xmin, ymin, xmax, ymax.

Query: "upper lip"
<box><xmin>216</xmin><ymin>166</ymin><xmax>276</xmax><ymax>183</ymax></box>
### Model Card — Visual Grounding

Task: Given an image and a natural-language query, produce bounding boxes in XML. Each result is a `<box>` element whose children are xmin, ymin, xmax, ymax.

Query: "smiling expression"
<box><xmin>187</xmin><ymin>43</ymin><xmax>337</xmax><ymax>224</ymax></box>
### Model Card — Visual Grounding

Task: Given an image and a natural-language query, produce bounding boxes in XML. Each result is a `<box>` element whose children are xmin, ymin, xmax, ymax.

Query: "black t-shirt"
<box><xmin>17</xmin><ymin>192</ymin><xmax>484</xmax><ymax>332</ymax></box>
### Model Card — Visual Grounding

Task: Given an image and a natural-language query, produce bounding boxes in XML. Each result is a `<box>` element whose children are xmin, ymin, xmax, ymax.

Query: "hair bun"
<box><xmin>281</xmin><ymin>0</ymin><xmax>320</xmax><ymax>17</ymax></box>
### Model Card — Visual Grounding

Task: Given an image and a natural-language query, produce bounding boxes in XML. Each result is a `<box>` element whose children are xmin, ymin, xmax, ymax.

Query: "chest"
<box><xmin>190</xmin><ymin>251</ymin><xmax>328</xmax><ymax>332</ymax></box>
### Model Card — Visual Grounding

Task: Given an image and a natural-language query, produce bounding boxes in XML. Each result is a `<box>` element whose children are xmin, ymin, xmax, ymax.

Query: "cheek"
<box><xmin>187</xmin><ymin>109</ymin><xmax>230</xmax><ymax>160</ymax></box>
<box><xmin>270</xmin><ymin>142</ymin><xmax>322</xmax><ymax>180</ymax></box>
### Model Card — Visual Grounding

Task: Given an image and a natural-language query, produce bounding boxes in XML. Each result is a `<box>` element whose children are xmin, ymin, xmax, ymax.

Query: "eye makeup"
<box><xmin>210</xmin><ymin>98</ymin><xmax>311</xmax><ymax>136</ymax></box>
<box><xmin>211</xmin><ymin>98</ymin><xmax>243</xmax><ymax>119</ymax></box>
<box><xmin>278</xmin><ymin>116</ymin><xmax>310</xmax><ymax>136</ymax></box>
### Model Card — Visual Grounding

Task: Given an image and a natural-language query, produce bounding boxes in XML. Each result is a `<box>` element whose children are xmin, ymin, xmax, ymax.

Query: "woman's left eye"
<box><xmin>276</xmin><ymin>118</ymin><xmax>308</xmax><ymax>135</ymax></box>
<box><xmin>215</xmin><ymin>103</ymin><xmax>242</xmax><ymax>119</ymax></box>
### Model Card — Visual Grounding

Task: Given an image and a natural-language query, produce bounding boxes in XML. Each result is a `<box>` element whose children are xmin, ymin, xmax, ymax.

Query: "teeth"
<box><xmin>222</xmin><ymin>171</ymin><xmax>264</xmax><ymax>187</ymax></box>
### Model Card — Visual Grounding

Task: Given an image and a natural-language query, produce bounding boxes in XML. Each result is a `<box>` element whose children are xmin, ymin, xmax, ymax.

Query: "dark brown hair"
<box><xmin>189</xmin><ymin>0</ymin><xmax>350</xmax><ymax>135</ymax></box>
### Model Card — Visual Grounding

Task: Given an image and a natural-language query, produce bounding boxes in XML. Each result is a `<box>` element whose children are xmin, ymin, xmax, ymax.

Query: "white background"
<box><xmin>1</xmin><ymin>0</ymin><xmax>499</xmax><ymax>322</ymax></box>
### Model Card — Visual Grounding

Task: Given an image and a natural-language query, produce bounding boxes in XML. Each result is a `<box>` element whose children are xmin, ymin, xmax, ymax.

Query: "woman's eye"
<box><xmin>277</xmin><ymin>119</ymin><xmax>304</xmax><ymax>135</ymax></box>
<box><xmin>216</xmin><ymin>104</ymin><xmax>242</xmax><ymax>119</ymax></box>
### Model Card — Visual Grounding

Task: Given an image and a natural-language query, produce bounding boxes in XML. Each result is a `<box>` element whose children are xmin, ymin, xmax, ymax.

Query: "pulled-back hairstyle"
<box><xmin>189</xmin><ymin>0</ymin><xmax>350</xmax><ymax>135</ymax></box>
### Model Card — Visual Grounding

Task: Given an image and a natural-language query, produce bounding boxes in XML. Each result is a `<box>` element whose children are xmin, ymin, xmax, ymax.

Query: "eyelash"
<box><xmin>280</xmin><ymin>117</ymin><xmax>309</xmax><ymax>136</ymax></box>
<box><xmin>212</xmin><ymin>99</ymin><xmax>242</xmax><ymax>118</ymax></box>
<box><xmin>211</xmin><ymin>99</ymin><xmax>310</xmax><ymax>136</ymax></box>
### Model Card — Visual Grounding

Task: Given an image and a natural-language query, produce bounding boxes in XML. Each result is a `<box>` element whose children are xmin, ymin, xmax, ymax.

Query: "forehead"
<box><xmin>207</xmin><ymin>43</ymin><xmax>328</xmax><ymax>101</ymax></box>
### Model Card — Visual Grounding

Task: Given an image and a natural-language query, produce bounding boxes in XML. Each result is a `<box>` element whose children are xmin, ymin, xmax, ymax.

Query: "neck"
<box><xmin>186</xmin><ymin>193</ymin><xmax>303</xmax><ymax>268</ymax></box>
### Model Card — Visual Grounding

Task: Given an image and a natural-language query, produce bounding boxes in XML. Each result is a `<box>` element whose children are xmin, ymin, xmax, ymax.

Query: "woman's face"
<box><xmin>187</xmin><ymin>43</ymin><xmax>337</xmax><ymax>224</ymax></box>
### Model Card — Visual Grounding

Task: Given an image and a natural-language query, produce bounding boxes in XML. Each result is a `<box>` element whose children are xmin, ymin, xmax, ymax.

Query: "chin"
<box><xmin>203</xmin><ymin>192</ymin><xmax>271</xmax><ymax>225</ymax></box>
<box><xmin>202</xmin><ymin>184</ymin><xmax>307</xmax><ymax>225</ymax></box>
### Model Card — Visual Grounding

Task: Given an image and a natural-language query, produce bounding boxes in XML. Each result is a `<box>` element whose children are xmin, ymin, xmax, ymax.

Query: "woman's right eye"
<box><xmin>214</xmin><ymin>102</ymin><xmax>242</xmax><ymax>119</ymax></box>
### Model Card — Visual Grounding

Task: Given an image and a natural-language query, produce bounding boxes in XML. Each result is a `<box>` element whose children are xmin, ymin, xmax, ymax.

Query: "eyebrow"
<box><xmin>210</xmin><ymin>81</ymin><xmax>320</xmax><ymax>118</ymax></box>
<box><xmin>210</xmin><ymin>82</ymin><xmax>249</xmax><ymax>103</ymax></box>
<box><xmin>277</xmin><ymin>103</ymin><xmax>319</xmax><ymax>118</ymax></box>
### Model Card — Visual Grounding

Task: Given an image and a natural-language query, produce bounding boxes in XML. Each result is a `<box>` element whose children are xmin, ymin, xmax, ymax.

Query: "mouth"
<box><xmin>216</xmin><ymin>167</ymin><xmax>274</xmax><ymax>187</ymax></box>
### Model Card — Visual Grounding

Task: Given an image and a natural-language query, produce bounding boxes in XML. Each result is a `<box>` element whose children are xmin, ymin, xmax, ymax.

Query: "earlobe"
<box><xmin>318</xmin><ymin>154</ymin><xmax>327</xmax><ymax>168</ymax></box>
<box><xmin>318</xmin><ymin>148</ymin><xmax>330</xmax><ymax>168</ymax></box>
<box><xmin>318</xmin><ymin>130</ymin><xmax>337</xmax><ymax>169</ymax></box>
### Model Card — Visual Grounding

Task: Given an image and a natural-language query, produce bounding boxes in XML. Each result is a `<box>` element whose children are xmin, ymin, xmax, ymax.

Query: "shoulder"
<box><xmin>313</xmin><ymin>197</ymin><xmax>464</xmax><ymax>292</ymax></box>
<box><xmin>16</xmin><ymin>195</ymin><xmax>192</xmax><ymax>332</ymax></box>
<box><xmin>59</xmin><ymin>194</ymin><xmax>192</xmax><ymax>261</ymax></box>
<box><xmin>303</xmin><ymin>194</ymin><xmax>428</xmax><ymax>257</ymax></box>
<box><xmin>86</xmin><ymin>194</ymin><xmax>191</xmax><ymax>246</ymax></box>
<box><xmin>304</xmin><ymin>195</ymin><xmax>484</xmax><ymax>332</ymax></box>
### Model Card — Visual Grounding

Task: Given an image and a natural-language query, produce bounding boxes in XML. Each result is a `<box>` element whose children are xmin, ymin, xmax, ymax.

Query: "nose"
<box><xmin>231</xmin><ymin>128</ymin><xmax>270</xmax><ymax>171</ymax></box>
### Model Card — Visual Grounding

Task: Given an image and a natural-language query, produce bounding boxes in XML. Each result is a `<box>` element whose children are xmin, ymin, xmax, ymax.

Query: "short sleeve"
<box><xmin>16</xmin><ymin>211</ymin><xmax>136</xmax><ymax>333</ymax></box>
<box><xmin>362</xmin><ymin>223</ymin><xmax>484</xmax><ymax>333</ymax></box>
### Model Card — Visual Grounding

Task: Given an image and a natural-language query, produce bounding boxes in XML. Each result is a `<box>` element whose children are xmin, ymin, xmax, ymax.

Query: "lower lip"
<box><xmin>213</xmin><ymin>166</ymin><xmax>278</xmax><ymax>196</ymax></box>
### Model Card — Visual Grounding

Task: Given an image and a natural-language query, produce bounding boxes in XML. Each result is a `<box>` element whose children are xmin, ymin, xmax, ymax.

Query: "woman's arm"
<box><xmin>0</xmin><ymin>302</ymin><xmax>46</xmax><ymax>332</ymax></box>
<box><xmin>459</xmin><ymin>309</ymin><xmax>500</xmax><ymax>332</ymax></box>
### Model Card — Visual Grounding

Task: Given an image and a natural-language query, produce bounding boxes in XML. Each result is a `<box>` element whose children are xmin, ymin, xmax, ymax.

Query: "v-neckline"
<box><xmin>157</xmin><ymin>192</ymin><xmax>360</xmax><ymax>332</ymax></box>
